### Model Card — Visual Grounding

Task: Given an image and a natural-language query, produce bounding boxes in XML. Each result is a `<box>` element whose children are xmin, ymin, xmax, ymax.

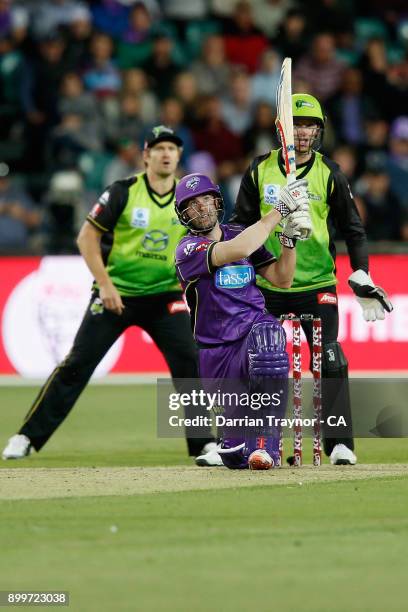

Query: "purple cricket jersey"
<box><xmin>175</xmin><ymin>224</ymin><xmax>277</xmax><ymax>346</ymax></box>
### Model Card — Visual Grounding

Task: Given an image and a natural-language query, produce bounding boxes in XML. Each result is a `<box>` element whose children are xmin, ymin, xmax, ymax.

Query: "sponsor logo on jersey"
<box><xmin>142</xmin><ymin>230</ymin><xmax>169</xmax><ymax>252</ymax></box>
<box><xmin>195</xmin><ymin>242</ymin><xmax>209</xmax><ymax>252</ymax></box>
<box><xmin>184</xmin><ymin>241</ymin><xmax>209</xmax><ymax>256</ymax></box>
<box><xmin>99</xmin><ymin>190</ymin><xmax>110</xmax><ymax>205</ymax></box>
<box><xmin>307</xmin><ymin>192</ymin><xmax>322</xmax><ymax>201</ymax></box>
<box><xmin>264</xmin><ymin>184</ymin><xmax>280</xmax><ymax>205</ymax></box>
<box><xmin>183</xmin><ymin>242</ymin><xmax>196</xmax><ymax>256</ymax></box>
<box><xmin>131</xmin><ymin>207</ymin><xmax>150</xmax><ymax>228</ymax></box>
<box><xmin>167</xmin><ymin>300</ymin><xmax>188</xmax><ymax>314</ymax></box>
<box><xmin>89</xmin><ymin>203</ymin><xmax>103</xmax><ymax>219</ymax></box>
<box><xmin>317</xmin><ymin>292</ymin><xmax>337</xmax><ymax>305</ymax></box>
<box><xmin>215</xmin><ymin>265</ymin><xmax>254</xmax><ymax>289</ymax></box>
<box><xmin>186</xmin><ymin>176</ymin><xmax>200</xmax><ymax>190</ymax></box>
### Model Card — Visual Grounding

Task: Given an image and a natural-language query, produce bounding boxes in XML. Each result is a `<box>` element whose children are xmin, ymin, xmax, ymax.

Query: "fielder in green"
<box><xmin>2</xmin><ymin>126</ymin><xmax>216</xmax><ymax>461</ymax></box>
<box><xmin>211</xmin><ymin>94</ymin><xmax>392</xmax><ymax>466</ymax></box>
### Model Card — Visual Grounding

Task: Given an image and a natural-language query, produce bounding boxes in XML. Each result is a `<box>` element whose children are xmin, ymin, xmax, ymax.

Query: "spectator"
<box><xmin>44</xmin><ymin>169</ymin><xmax>84</xmax><ymax>253</ymax></box>
<box><xmin>242</xmin><ymin>101</ymin><xmax>277</xmax><ymax>157</ymax></box>
<box><xmin>162</xmin><ymin>0</ymin><xmax>209</xmax><ymax>37</ymax></box>
<box><xmin>295</xmin><ymin>32</ymin><xmax>345</xmax><ymax>102</ymax></box>
<box><xmin>103</xmin><ymin>138</ymin><xmax>142</xmax><ymax>185</ymax></box>
<box><xmin>386</xmin><ymin>116</ymin><xmax>408</xmax><ymax>207</ymax></box>
<box><xmin>252</xmin><ymin>0</ymin><xmax>295</xmax><ymax>39</ymax></box>
<box><xmin>272</xmin><ymin>9</ymin><xmax>308</xmax><ymax>65</ymax></box>
<box><xmin>221</xmin><ymin>69</ymin><xmax>253</xmax><ymax>135</ymax></box>
<box><xmin>307</xmin><ymin>0</ymin><xmax>354</xmax><ymax>36</ymax></box>
<box><xmin>116</xmin><ymin>2</ymin><xmax>155</xmax><ymax>69</ymax></box>
<box><xmin>327</xmin><ymin>67</ymin><xmax>374</xmax><ymax>146</ymax></box>
<box><xmin>360</xmin><ymin>115</ymin><xmax>389</xmax><ymax>173</ymax></box>
<box><xmin>22</xmin><ymin>31</ymin><xmax>72</xmax><ymax>171</ymax></box>
<box><xmin>0</xmin><ymin>164</ymin><xmax>41</xmax><ymax>253</ymax></box>
<box><xmin>209</xmin><ymin>0</ymin><xmax>237</xmax><ymax>17</ymax></box>
<box><xmin>30</xmin><ymin>0</ymin><xmax>87</xmax><ymax>39</ymax></box>
<box><xmin>0</xmin><ymin>31</ymin><xmax>25</xmax><ymax>140</ymax></box>
<box><xmin>172</xmin><ymin>71</ymin><xmax>199</xmax><ymax>126</ymax></box>
<box><xmin>358</xmin><ymin>38</ymin><xmax>401</xmax><ymax>119</ymax></box>
<box><xmin>191</xmin><ymin>34</ymin><xmax>230</xmax><ymax>96</ymax></box>
<box><xmin>58</xmin><ymin>72</ymin><xmax>98</xmax><ymax>123</ymax></box>
<box><xmin>83</xmin><ymin>32</ymin><xmax>121</xmax><ymax>98</ymax></box>
<box><xmin>159</xmin><ymin>98</ymin><xmax>195</xmax><ymax>163</ymax></box>
<box><xmin>104</xmin><ymin>94</ymin><xmax>145</xmax><ymax>148</ymax></box>
<box><xmin>332</xmin><ymin>144</ymin><xmax>359</xmax><ymax>183</ymax></box>
<box><xmin>222</xmin><ymin>1</ymin><xmax>268</xmax><ymax>73</ymax></box>
<box><xmin>121</xmin><ymin>68</ymin><xmax>159</xmax><ymax>125</ymax></box>
<box><xmin>65</xmin><ymin>5</ymin><xmax>93</xmax><ymax>70</ymax></box>
<box><xmin>48</xmin><ymin>112</ymin><xmax>103</xmax><ymax>171</ymax></box>
<box><xmin>355</xmin><ymin>163</ymin><xmax>403</xmax><ymax>240</ymax></box>
<box><xmin>90</xmin><ymin>0</ymin><xmax>130</xmax><ymax>38</ymax></box>
<box><xmin>0</xmin><ymin>0</ymin><xmax>28</xmax><ymax>45</ymax></box>
<box><xmin>142</xmin><ymin>34</ymin><xmax>181</xmax><ymax>100</ymax></box>
<box><xmin>251</xmin><ymin>48</ymin><xmax>281</xmax><ymax>109</ymax></box>
<box><xmin>192</xmin><ymin>94</ymin><xmax>243</xmax><ymax>172</ymax></box>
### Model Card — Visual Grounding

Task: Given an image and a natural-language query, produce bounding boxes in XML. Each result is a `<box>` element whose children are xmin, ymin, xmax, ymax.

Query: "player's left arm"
<box><xmin>329</xmin><ymin>170</ymin><xmax>393</xmax><ymax>321</ymax></box>
<box><xmin>329</xmin><ymin>170</ymin><xmax>369</xmax><ymax>272</ymax></box>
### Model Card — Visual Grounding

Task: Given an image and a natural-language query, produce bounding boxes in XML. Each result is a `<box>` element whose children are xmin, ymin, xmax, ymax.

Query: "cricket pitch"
<box><xmin>1</xmin><ymin>464</ymin><xmax>407</xmax><ymax>500</ymax></box>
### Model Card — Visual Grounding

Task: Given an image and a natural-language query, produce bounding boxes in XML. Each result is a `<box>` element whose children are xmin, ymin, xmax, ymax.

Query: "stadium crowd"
<box><xmin>0</xmin><ymin>0</ymin><xmax>407</xmax><ymax>252</ymax></box>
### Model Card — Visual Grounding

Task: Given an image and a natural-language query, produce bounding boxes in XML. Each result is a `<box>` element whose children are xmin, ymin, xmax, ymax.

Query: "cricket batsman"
<box><xmin>174</xmin><ymin>172</ymin><xmax>312</xmax><ymax>468</ymax></box>
<box><xmin>224</xmin><ymin>93</ymin><xmax>393</xmax><ymax>466</ymax></box>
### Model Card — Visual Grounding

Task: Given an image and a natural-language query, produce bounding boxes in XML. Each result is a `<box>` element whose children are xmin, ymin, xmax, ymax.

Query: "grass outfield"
<box><xmin>0</xmin><ymin>385</ymin><xmax>407</xmax><ymax>612</ymax></box>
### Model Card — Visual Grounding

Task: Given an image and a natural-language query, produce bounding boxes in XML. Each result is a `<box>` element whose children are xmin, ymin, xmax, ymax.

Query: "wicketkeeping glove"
<box><xmin>275</xmin><ymin>179</ymin><xmax>309</xmax><ymax>218</ymax></box>
<box><xmin>348</xmin><ymin>269</ymin><xmax>393</xmax><ymax>322</ymax></box>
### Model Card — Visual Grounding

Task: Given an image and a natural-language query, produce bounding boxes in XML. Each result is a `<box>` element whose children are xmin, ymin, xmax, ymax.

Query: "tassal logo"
<box><xmin>215</xmin><ymin>265</ymin><xmax>254</xmax><ymax>289</ymax></box>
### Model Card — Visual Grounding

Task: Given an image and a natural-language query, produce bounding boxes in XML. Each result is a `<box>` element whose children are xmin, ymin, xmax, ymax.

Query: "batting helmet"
<box><xmin>175</xmin><ymin>174</ymin><xmax>224</xmax><ymax>234</ymax></box>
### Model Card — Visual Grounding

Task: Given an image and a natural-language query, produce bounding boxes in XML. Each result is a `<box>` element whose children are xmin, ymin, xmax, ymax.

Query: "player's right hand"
<box><xmin>99</xmin><ymin>283</ymin><xmax>125</xmax><ymax>315</ymax></box>
<box><xmin>276</xmin><ymin>179</ymin><xmax>309</xmax><ymax>217</ymax></box>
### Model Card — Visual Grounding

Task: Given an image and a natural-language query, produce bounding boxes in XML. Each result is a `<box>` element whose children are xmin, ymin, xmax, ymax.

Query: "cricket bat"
<box><xmin>275</xmin><ymin>57</ymin><xmax>296</xmax><ymax>185</ymax></box>
<box><xmin>275</xmin><ymin>57</ymin><xmax>310</xmax><ymax>239</ymax></box>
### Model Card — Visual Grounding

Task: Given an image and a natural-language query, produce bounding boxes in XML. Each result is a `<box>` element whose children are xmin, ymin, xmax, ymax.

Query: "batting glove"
<box><xmin>275</xmin><ymin>179</ymin><xmax>309</xmax><ymax>218</ymax></box>
<box><xmin>348</xmin><ymin>269</ymin><xmax>393</xmax><ymax>322</ymax></box>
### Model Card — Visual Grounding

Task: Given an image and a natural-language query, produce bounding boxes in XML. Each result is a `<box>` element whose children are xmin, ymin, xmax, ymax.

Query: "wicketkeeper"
<box><xmin>223</xmin><ymin>94</ymin><xmax>393</xmax><ymax>466</ymax></box>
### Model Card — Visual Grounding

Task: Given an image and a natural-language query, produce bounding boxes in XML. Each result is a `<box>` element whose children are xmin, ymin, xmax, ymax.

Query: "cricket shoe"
<box><xmin>195</xmin><ymin>442</ymin><xmax>223</xmax><ymax>467</ymax></box>
<box><xmin>330</xmin><ymin>444</ymin><xmax>357</xmax><ymax>465</ymax></box>
<box><xmin>2</xmin><ymin>434</ymin><xmax>32</xmax><ymax>460</ymax></box>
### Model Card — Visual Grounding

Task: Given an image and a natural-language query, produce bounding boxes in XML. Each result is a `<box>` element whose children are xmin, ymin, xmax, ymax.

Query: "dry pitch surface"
<box><xmin>1</xmin><ymin>464</ymin><xmax>407</xmax><ymax>500</ymax></box>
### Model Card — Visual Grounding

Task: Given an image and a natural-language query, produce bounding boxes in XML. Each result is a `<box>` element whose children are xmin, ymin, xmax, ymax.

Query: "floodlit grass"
<box><xmin>0</xmin><ymin>385</ymin><xmax>407</xmax><ymax>612</ymax></box>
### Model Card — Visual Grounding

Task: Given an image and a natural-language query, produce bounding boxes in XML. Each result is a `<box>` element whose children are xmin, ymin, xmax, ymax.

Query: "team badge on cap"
<box><xmin>186</xmin><ymin>176</ymin><xmax>200</xmax><ymax>190</ymax></box>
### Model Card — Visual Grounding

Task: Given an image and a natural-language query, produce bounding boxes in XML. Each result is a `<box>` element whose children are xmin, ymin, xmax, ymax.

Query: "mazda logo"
<box><xmin>142</xmin><ymin>230</ymin><xmax>169</xmax><ymax>252</ymax></box>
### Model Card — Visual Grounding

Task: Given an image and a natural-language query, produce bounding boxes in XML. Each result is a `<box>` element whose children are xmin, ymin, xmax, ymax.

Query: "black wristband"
<box><xmin>275</xmin><ymin>201</ymin><xmax>291</xmax><ymax>218</ymax></box>
<box><xmin>278</xmin><ymin>232</ymin><xmax>297</xmax><ymax>249</ymax></box>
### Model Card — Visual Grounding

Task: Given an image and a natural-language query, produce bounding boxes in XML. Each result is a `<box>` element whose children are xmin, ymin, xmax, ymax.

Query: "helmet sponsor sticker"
<box><xmin>317</xmin><ymin>292</ymin><xmax>337</xmax><ymax>305</ymax></box>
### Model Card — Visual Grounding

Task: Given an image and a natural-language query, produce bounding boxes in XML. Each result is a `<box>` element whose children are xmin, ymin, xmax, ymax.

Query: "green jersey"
<box><xmin>86</xmin><ymin>173</ymin><xmax>186</xmax><ymax>296</ymax></box>
<box><xmin>233</xmin><ymin>150</ymin><xmax>368</xmax><ymax>293</ymax></box>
